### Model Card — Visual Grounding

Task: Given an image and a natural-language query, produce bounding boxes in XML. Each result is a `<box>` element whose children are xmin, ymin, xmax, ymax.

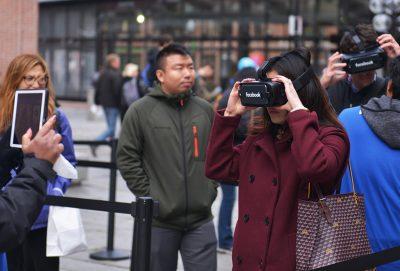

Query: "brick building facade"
<box><xmin>0</xmin><ymin>0</ymin><xmax>38</xmax><ymax>81</ymax></box>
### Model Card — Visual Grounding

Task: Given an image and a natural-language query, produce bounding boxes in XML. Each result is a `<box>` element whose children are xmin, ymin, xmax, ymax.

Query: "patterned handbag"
<box><xmin>296</xmin><ymin>164</ymin><xmax>372</xmax><ymax>270</ymax></box>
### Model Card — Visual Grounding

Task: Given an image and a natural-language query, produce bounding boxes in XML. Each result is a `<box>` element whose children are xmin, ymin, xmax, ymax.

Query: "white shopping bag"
<box><xmin>46</xmin><ymin>206</ymin><xmax>88</xmax><ymax>257</ymax></box>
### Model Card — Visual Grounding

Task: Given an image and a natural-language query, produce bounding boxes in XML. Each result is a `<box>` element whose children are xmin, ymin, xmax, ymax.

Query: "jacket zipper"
<box><xmin>192</xmin><ymin>125</ymin><xmax>199</xmax><ymax>158</ymax></box>
<box><xmin>178</xmin><ymin>107</ymin><xmax>189</xmax><ymax>231</ymax></box>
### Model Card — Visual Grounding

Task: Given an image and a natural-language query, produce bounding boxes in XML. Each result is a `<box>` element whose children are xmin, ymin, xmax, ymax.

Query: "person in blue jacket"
<box><xmin>339</xmin><ymin>51</ymin><xmax>400</xmax><ymax>270</ymax></box>
<box><xmin>0</xmin><ymin>54</ymin><xmax>76</xmax><ymax>271</ymax></box>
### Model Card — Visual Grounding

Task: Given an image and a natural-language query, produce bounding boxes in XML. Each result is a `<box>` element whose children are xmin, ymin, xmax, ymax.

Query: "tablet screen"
<box><xmin>10</xmin><ymin>90</ymin><xmax>48</xmax><ymax>148</ymax></box>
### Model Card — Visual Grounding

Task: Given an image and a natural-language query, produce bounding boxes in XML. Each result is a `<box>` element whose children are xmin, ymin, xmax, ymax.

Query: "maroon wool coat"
<box><xmin>205</xmin><ymin>110</ymin><xmax>350</xmax><ymax>271</ymax></box>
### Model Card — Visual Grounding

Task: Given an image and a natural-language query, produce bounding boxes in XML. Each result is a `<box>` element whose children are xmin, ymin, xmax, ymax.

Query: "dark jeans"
<box><xmin>7</xmin><ymin>227</ymin><xmax>59</xmax><ymax>271</ymax></box>
<box><xmin>218</xmin><ymin>183</ymin><xmax>236</xmax><ymax>249</ymax></box>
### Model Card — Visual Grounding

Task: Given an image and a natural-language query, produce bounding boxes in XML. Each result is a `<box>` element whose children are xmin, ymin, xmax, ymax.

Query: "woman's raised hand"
<box><xmin>224</xmin><ymin>78</ymin><xmax>256</xmax><ymax>117</ymax></box>
<box><xmin>272</xmin><ymin>75</ymin><xmax>308</xmax><ymax>112</ymax></box>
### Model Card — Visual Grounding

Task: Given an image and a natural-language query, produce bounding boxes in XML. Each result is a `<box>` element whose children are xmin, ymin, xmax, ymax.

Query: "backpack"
<box><xmin>122</xmin><ymin>78</ymin><xmax>140</xmax><ymax>106</ymax></box>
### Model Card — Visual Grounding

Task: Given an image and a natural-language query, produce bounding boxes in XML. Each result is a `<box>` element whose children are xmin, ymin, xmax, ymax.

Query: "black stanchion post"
<box><xmin>90</xmin><ymin>139</ymin><xmax>130</xmax><ymax>260</ymax></box>
<box><xmin>107</xmin><ymin>139</ymin><xmax>117</xmax><ymax>251</ymax></box>
<box><xmin>131</xmin><ymin>197</ymin><xmax>154</xmax><ymax>271</ymax></box>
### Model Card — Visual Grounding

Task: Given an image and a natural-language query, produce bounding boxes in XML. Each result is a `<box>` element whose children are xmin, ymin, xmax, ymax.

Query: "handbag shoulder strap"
<box><xmin>312</xmin><ymin>162</ymin><xmax>358</xmax><ymax>197</ymax></box>
<box><xmin>348</xmin><ymin>162</ymin><xmax>356</xmax><ymax>190</ymax></box>
<box><xmin>347</xmin><ymin>162</ymin><xmax>360</xmax><ymax>204</ymax></box>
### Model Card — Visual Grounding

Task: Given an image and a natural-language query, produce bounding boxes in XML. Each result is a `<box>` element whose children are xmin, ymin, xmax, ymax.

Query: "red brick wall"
<box><xmin>0</xmin><ymin>0</ymin><xmax>38</xmax><ymax>82</ymax></box>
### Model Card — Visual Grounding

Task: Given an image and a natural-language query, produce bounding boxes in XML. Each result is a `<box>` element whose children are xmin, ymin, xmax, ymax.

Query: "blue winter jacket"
<box><xmin>0</xmin><ymin>253</ymin><xmax>6</xmax><ymax>271</ymax></box>
<box><xmin>31</xmin><ymin>109</ymin><xmax>77</xmax><ymax>230</ymax></box>
<box><xmin>339</xmin><ymin>103</ymin><xmax>400</xmax><ymax>271</ymax></box>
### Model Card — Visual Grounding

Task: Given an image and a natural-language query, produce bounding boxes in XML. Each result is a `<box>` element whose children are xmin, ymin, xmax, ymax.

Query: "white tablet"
<box><xmin>10</xmin><ymin>89</ymin><xmax>48</xmax><ymax>148</ymax></box>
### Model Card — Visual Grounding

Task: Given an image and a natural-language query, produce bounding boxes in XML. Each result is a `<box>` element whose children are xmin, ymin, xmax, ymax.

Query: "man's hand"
<box><xmin>377</xmin><ymin>34</ymin><xmax>400</xmax><ymax>59</ymax></box>
<box><xmin>320</xmin><ymin>52</ymin><xmax>347</xmax><ymax>89</ymax></box>
<box><xmin>22</xmin><ymin>115</ymin><xmax>64</xmax><ymax>164</ymax></box>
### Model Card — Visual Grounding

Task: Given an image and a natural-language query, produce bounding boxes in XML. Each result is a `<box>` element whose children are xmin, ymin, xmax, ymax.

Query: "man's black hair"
<box><xmin>389</xmin><ymin>57</ymin><xmax>400</xmax><ymax>99</ymax></box>
<box><xmin>155</xmin><ymin>43</ymin><xmax>192</xmax><ymax>71</ymax></box>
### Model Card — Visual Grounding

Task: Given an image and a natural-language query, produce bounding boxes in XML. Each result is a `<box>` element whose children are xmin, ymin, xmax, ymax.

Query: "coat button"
<box><xmin>249</xmin><ymin>175</ymin><xmax>255</xmax><ymax>183</ymax></box>
<box><xmin>237</xmin><ymin>255</ymin><xmax>243</xmax><ymax>265</ymax></box>
<box><xmin>272</xmin><ymin>177</ymin><xmax>278</xmax><ymax>186</ymax></box>
<box><xmin>243</xmin><ymin>214</ymin><xmax>250</xmax><ymax>223</ymax></box>
<box><xmin>264</xmin><ymin>216</ymin><xmax>270</xmax><ymax>226</ymax></box>
<box><xmin>259</xmin><ymin>259</ymin><xmax>264</xmax><ymax>269</ymax></box>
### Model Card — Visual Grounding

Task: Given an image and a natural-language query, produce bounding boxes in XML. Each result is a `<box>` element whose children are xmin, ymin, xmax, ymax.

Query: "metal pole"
<box><xmin>90</xmin><ymin>139</ymin><xmax>130</xmax><ymax>260</ymax></box>
<box><xmin>292</xmin><ymin>0</ymin><xmax>300</xmax><ymax>48</ymax></box>
<box><xmin>313</xmin><ymin>0</ymin><xmax>321</xmax><ymax>72</ymax></box>
<box><xmin>107</xmin><ymin>139</ymin><xmax>117</xmax><ymax>251</ymax></box>
<box><xmin>131</xmin><ymin>197</ymin><xmax>154</xmax><ymax>271</ymax></box>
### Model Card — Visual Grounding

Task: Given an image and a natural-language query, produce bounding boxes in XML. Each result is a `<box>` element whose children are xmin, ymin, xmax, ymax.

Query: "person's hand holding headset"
<box><xmin>224</xmin><ymin>78</ymin><xmax>257</xmax><ymax>117</ymax></box>
<box><xmin>271</xmin><ymin>75</ymin><xmax>308</xmax><ymax>112</ymax></box>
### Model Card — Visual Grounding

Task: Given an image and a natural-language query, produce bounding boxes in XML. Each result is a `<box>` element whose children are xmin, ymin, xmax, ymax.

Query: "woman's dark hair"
<box><xmin>389</xmin><ymin>57</ymin><xmax>400</xmax><ymax>99</ymax></box>
<box><xmin>249</xmin><ymin>47</ymin><xmax>343</xmax><ymax>135</ymax></box>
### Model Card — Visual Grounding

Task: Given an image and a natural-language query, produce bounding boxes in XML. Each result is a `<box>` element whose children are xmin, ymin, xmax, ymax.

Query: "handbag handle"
<box><xmin>306</xmin><ymin>162</ymin><xmax>357</xmax><ymax>225</ymax></box>
<box><xmin>313</xmin><ymin>183</ymin><xmax>334</xmax><ymax>225</ymax></box>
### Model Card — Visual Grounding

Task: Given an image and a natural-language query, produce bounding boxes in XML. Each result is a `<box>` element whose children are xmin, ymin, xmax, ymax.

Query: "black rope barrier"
<box><xmin>74</xmin><ymin>140</ymin><xmax>113</xmax><ymax>146</ymax></box>
<box><xmin>45</xmin><ymin>195</ymin><xmax>132</xmax><ymax>214</ymax></box>
<box><xmin>311</xmin><ymin>245</ymin><xmax>400</xmax><ymax>271</ymax></box>
<box><xmin>44</xmin><ymin>195</ymin><xmax>156</xmax><ymax>271</ymax></box>
<box><xmin>74</xmin><ymin>139</ymin><xmax>128</xmax><ymax>260</ymax></box>
<box><xmin>77</xmin><ymin>160</ymin><xmax>116</xmax><ymax>169</ymax></box>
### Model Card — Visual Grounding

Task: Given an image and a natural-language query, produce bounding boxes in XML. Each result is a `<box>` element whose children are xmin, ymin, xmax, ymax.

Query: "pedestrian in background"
<box><xmin>117</xmin><ymin>43</ymin><xmax>217</xmax><ymax>271</ymax></box>
<box><xmin>141</xmin><ymin>34</ymin><xmax>173</xmax><ymax>89</ymax></box>
<box><xmin>93</xmin><ymin>53</ymin><xmax>122</xmax><ymax>155</ymax></box>
<box><xmin>195</xmin><ymin>64</ymin><xmax>222</xmax><ymax>109</ymax></box>
<box><xmin>120</xmin><ymin>63</ymin><xmax>143</xmax><ymax>121</ymax></box>
<box><xmin>0</xmin><ymin>54</ymin><xmax>76</xmax><ymax>271</ymax></box>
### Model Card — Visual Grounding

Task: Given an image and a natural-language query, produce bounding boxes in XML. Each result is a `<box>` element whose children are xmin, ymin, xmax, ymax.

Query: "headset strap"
<box><xmin>292</xmin><ymin>66</ymin><xmax>314</xmax><ymax>91</ymax></box>
<box><xmin>346</xmin><ymin>30</ymin><xmax>365</xmax><ymax>52</ymax></box>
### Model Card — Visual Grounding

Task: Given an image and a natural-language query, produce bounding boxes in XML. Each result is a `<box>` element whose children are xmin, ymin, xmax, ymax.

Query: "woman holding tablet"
<box><xmin>0</xmin><ymin>54</ymin><xmax>76</xmax><ymax>271</ymax></box>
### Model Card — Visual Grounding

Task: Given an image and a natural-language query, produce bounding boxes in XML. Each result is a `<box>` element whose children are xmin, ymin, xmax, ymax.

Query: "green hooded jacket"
<box><xmin>117</xmin><ymin>84</ymin><xmax>217</xmax><ymax>230</ymax></box>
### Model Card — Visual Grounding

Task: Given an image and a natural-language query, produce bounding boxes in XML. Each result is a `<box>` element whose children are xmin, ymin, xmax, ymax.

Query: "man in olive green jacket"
<box><xmin>117</xmin><ymin>44</ymin><xmax>217</xmax><ymax>271</ymax></box>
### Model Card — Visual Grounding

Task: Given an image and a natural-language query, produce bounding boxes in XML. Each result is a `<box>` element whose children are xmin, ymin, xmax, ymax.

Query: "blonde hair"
<box><xmin>0</xmin><ymin>54</ymin><xmax>56</xmax><ymax>133</ymax></box>
<box><xmin>122</xmin><ymin>63</ymin><xmax>139</xmax><ymax>77</ymax></box>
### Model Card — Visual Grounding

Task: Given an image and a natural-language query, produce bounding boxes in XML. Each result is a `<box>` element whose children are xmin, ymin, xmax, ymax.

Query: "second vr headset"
<box><xmin>341</xmin><ymin>30</ymin><xmax>387</xmax><ymax>74</ymax></box>
<box><xmin>238</xmin><ymin>51</ymin><xmax>314</xmax><ymax>107</ymax></box>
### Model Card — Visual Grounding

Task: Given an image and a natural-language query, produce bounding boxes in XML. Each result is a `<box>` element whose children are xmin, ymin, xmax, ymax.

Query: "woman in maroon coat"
<box><xmin>205</xmin><ymin>48</ymin><xmax>349</xmax><ymax>271</ymax></box>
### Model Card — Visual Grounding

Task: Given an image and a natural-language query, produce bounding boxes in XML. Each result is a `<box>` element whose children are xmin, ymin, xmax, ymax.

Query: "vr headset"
<box><xmin>238</xmin><ymin>51</ymin><xmax>314</xmax><ymax>107</ymax></box>
<box><xmin>341</xmin><ymin>30</ymin><xmax>387</xmax><ymax>74</ymax></box>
